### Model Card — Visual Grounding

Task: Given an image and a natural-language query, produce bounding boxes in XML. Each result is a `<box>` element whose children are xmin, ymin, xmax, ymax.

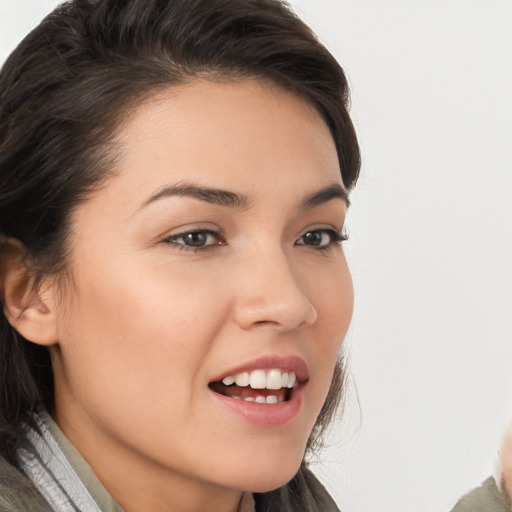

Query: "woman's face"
<box><xmin>50</xmin><ymin>80</ymin><xmax>353</xmax><ymax>509</ymax></box>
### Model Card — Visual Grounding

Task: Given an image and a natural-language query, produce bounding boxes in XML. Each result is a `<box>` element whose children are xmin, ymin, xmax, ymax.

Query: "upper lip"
<box><xmin>210</xmin><ymin>355</ymin><xmax>309</xmax><ymax>384</ymax></box>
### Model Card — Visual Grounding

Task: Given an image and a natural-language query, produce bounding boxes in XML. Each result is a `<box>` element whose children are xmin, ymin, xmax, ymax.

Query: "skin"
<box><xmin>500</xmin><ymin>426</ymin><xmax>512</xmax><ymax>503</ymax></box>
<box><xmin>25</xmin><ymin>80</ymin><xmax>354</xmax><ymax>512</ymax></box>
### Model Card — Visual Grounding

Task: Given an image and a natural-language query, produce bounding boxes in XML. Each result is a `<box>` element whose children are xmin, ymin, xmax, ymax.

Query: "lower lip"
<box><xmin>209</xmin><ymin>386</ymin><xmax>305</xmax><ymax>427</ymax></box>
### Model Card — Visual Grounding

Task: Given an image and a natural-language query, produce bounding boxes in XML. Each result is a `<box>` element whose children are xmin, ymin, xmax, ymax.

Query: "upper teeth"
<box><xmin>222</xmin><ymin>369</ymin><xmax>296</xmax><ymax>389</ymax></box>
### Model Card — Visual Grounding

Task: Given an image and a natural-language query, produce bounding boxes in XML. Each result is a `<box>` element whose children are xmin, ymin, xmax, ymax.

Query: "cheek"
<box><xmin>308</xmin><ymin>260</ymin><xmax>353</xmax><ymax>393</ymax></box>
<box><xmin>312</xmin><ymin>254</ymin><xmax>353</xmax><ymax>332</ymax></box>
<box><xmin>55</xmin><ymin>259</ymin><xmax>231</xmax><ymax>418</ymax></box>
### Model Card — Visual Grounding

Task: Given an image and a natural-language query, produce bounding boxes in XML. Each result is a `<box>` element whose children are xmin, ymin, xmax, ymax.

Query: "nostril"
<box><xmin>234</xmin><ymin>295</ymin><xmax>317</xmax><ymax>332</ymax></box>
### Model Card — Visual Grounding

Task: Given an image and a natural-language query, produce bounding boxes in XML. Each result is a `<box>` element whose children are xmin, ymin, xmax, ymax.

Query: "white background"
<box><xmin>1</xmin><ymin>1</ymin><xmax>512</xmax><ymax>511</ymax></box>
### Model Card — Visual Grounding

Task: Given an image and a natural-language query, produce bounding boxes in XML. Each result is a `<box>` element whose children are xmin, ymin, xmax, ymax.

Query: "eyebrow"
<box><xmin>141</xmin><ymin>182</ymin><xmax>250</xmax><ymax>210</ymax></box>
<box><xmin>140</xmin><ymin>181</ymin><xmax>349</xmax><ymax>211</ymax></box>
<box><xmin>299</xmin><ymin>183</ymin><xmax>350</xmax><ymax>209</ymax></box>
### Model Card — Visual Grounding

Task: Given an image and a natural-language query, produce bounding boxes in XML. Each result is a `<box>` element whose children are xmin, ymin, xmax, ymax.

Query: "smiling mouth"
<box><xmin>209</xmin><ymin>369</ymin><xmax>298</xmax><ymax>404</ymax></box>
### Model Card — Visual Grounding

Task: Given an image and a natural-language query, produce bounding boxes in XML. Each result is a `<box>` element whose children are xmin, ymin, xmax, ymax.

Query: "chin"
<box><xmin>244</xmin><ymin>471</ymin><xmax>301</xmax><ymax>494</ymax></box>
<box><xmin>224</xmin><ymin>449</ymin><xmax>305</xmax><ymax>494</ymax></box>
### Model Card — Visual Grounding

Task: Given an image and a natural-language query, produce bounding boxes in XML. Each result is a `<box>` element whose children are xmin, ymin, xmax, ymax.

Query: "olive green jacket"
<box><xmin>0</xmin><ymin>410</ymin><xmax>509</xmax><ymax>511</ymax></box>
<box><xmin>1</xmin><ymin>465</ymin><xmax>510</xmax><ymax>511</ymax></box>
<box><xmin>451</xmin><ymin>477</ymin><xmax>510</xmax><ymax>512</ymax></box>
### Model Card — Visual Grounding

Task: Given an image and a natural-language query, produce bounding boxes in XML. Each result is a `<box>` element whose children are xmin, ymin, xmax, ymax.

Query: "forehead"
<box><xmin>81</xmin><ymin>79</ymin><xmax>343</xmax><ymax>221</ymax></box>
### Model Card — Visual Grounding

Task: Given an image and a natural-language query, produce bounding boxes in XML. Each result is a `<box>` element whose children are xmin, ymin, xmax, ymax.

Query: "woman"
<box><xmin>0</xmin><ymin>1</ymin><xmax>508</xmax><ymax>511</ymax></box>
<box><xmin>0</xmin><ymin>0</ymin><xmax>357</xmax><ymax>510</ymax></box>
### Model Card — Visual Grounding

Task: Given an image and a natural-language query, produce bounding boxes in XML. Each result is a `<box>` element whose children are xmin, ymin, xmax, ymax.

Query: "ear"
<box><xmin>1</xmin><ymin>238</ymin><xmax>59</xmax><ymax>346</ymax></box>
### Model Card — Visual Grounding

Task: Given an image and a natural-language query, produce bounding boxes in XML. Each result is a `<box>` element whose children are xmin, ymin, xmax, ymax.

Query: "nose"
<box><xmin>232</xmin><ymin>249</ymin><xmax>318</xmax><ymax>332</ymax></box>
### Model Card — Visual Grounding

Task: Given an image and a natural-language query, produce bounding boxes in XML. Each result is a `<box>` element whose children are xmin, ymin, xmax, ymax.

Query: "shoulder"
<box><xmin>450</xmin><ymin>477</ymin><xmax>510</xmax><ymax>512</ymax></box>
<box><xmin>0</xmin><ymin>457</ymin><xmax>53</xmax><ymax>512</ymax></box>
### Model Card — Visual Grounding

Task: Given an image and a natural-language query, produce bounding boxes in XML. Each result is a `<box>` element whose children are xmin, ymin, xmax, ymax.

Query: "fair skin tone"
<box><xmin>7</xmin><ymin>80</ymin><xmax>353</xmax><ymax>512</ymax></box>
<box><xmin>500</xmin><ymin>426</ymin><xmax>512</xmax><ymax>503</ymax></box>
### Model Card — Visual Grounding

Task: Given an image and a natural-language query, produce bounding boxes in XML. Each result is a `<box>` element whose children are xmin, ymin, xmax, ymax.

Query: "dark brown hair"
<box><xmin>0</xmin><ymin>0</ymin><xmax>359</xmax><ymax>509</ymax></box>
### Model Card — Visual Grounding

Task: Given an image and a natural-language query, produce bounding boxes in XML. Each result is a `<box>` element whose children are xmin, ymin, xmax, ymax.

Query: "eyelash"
<box><xmin>296</xmin><ymin>229</ymin><xmax>348</xmax><ymax>251</ymax></box>
<box><xmin>162</xmin><ymin>230</ymin><xmax>224</xmax><ymax>252</ymax></box>
<box><xmin>163</xmin><ymin>228</ymin><xmax>348</xmax><ymax>253</ymax></box>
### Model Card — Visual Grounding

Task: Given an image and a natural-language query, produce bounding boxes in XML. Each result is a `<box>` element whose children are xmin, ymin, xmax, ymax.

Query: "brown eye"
<box><xmin>182</xmin><ymin>232</ymin><xmax>209</xmax><ymax>247</ymax></box>
<box><xmin>296</xmin><ymin>229</ymin><xmax>346</xmax><ymax>249</ymax></box>
<box><xmin>301</xmin><ymin>231</ymin><xmax>325</xmax><ymax>247</ymax></box>
<box><xmin>164</xmin><ymin>230</ymin><xmax>222</xmax><ymax>250</ymax></box>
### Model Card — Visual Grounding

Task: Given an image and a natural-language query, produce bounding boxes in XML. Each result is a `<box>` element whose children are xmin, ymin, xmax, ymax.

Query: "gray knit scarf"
<box><xmin>17</xmin><ymin>411</ymin><xmax>102</xmax><ymax>512</ymax></box>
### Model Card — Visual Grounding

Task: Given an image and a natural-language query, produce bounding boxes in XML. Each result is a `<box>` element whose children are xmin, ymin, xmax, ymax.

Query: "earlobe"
<box><xmin>1</xmin><ymin>238</ymin><xmax>59</xmax><ymax>346</ymax></box>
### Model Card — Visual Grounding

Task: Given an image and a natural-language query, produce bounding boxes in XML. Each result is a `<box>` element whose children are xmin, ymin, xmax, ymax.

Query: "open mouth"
<box><xmin>209</xmin><ymin>369</ymin><xmax>298</xmax><ymax>404</ymax></box>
